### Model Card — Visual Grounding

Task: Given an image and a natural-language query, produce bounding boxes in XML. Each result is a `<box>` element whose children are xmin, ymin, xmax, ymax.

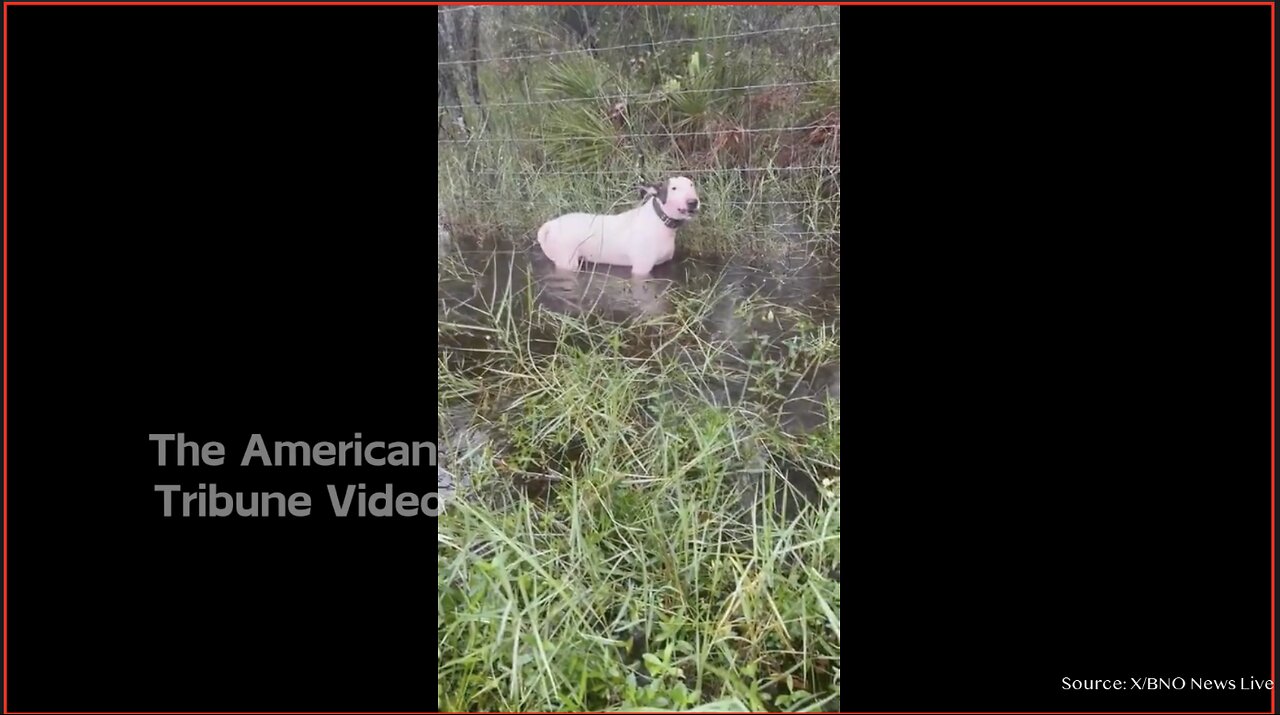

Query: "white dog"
<box><xmin>537</xmin><ymin>176</ymin><xmax>701</xmax><ymax>276</ymax></box>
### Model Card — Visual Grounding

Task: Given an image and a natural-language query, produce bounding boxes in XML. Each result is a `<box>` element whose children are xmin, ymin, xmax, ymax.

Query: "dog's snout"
<box><xmin>688</xmin><ymin>198</ymin><xmax>700</xmax><ymax>209</ymax></box>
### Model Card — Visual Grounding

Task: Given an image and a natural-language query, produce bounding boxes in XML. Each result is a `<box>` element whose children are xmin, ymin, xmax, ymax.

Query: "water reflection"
<box><xmin>439</xmin><ymin>242</ymin><xmax>838</xmax><ymax>330</ymax></box>
<box><xmin>438</xmin><ymin>236</ymin><xmax>840</xmax><ymax>511</ymax></box>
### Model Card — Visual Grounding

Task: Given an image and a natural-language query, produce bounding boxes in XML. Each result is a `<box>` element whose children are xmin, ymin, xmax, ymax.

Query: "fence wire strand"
<box><xmin>439</xmin><ymin>124</ymin><xmax>838</xmax><ymax>144</ymax></box>
<box><xmin>458</xmin><ymin>165</ymin><xmax>838</xmax><ymax>178</ymax></box>
<box><xmin>437</xmin><ymin>79</ymin><xmax>836</xmax><ymax>111</ymax></box>
<box><xmin>458</xmin><ymin>198</ymin><xmax>835</xmax><ymax>207</ymax></box>
<box><xmin>437</xmin><ymin>22</ymin><xmax>839</xmax><ymax>67</ymax></box>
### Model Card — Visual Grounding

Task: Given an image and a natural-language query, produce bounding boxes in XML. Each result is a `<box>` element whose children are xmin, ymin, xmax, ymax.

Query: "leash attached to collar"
<box><xmin>651</xmin><ymin>198</ymin><xmax>686</xmax><ymax>229</ymax></box>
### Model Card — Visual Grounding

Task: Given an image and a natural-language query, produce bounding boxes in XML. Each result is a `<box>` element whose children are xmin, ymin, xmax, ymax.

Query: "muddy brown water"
<box><xmin>437</xmin><ymin>231</ymin><xmax>841</xmax><ymax>511</ymax></box>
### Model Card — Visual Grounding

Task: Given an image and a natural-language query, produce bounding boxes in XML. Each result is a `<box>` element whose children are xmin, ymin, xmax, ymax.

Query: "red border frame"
<box><xmin>1</xmin><ymin>1</ymin><xmax>1274</xmax><ymax>714</ymax></box>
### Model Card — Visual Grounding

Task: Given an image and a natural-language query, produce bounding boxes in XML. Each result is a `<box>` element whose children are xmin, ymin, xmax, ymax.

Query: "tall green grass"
<box><xmin>438</xmin><ymin>8</ymin><xmax>842</xmax><ymax>710</ymax></box>
<box><xmin>438</xmin><ymin>261</ymin><xmax>841</xmax><ymax>712</ymax></box>
<box><xmin>437</xmin><ymin>6</ymin><xmax>841</xmax><ymax>259</ymax></box>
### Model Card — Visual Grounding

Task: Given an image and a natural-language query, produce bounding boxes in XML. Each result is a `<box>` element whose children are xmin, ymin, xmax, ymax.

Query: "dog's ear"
<box><xmin>638</xmin><ymin>183</ymin><xmax>658</xmax><ymax>201</ymax></box>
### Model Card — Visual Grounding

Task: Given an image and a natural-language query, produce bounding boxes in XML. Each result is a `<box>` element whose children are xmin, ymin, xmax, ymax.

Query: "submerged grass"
<box><xmin>438</xmin><ymin>256</ymin><xmax>841</xmax><ymax>712</ymax></box>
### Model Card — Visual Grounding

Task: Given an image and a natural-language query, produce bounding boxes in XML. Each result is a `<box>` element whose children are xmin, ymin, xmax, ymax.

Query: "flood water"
<box><xmin>437</xmin><ymin>229</ymin><xmax>841</xmax><ymax>512</ymax></box>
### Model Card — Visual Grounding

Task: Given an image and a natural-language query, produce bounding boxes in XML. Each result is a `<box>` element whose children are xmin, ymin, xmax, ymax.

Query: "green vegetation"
<box><xmin>437</xmin><ymin>5</ymin><xmax>840</xmax><ymax>259</ymax></box>
<box><xmin>438</xmin><ymin>263</ymin><xmax>841</xmax><ymax>711</ymax></box>
<box><xmin>438</xmin><ymin>7</ymin><xmax>841</xmax><ymax>711</ymax></box>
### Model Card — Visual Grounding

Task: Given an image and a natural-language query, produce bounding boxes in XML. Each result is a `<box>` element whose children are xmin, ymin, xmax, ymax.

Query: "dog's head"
<box><xmin>639</xmin><ymin>176</ymin><xmax>701</xmax><ymax>219</ymax></box>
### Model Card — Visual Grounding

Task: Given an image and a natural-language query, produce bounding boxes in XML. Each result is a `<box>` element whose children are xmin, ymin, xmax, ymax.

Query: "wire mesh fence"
<box><xmin>437</xmin><ymin>5</ymin><xmax>841</xmax><ymax>258</ymax></box>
